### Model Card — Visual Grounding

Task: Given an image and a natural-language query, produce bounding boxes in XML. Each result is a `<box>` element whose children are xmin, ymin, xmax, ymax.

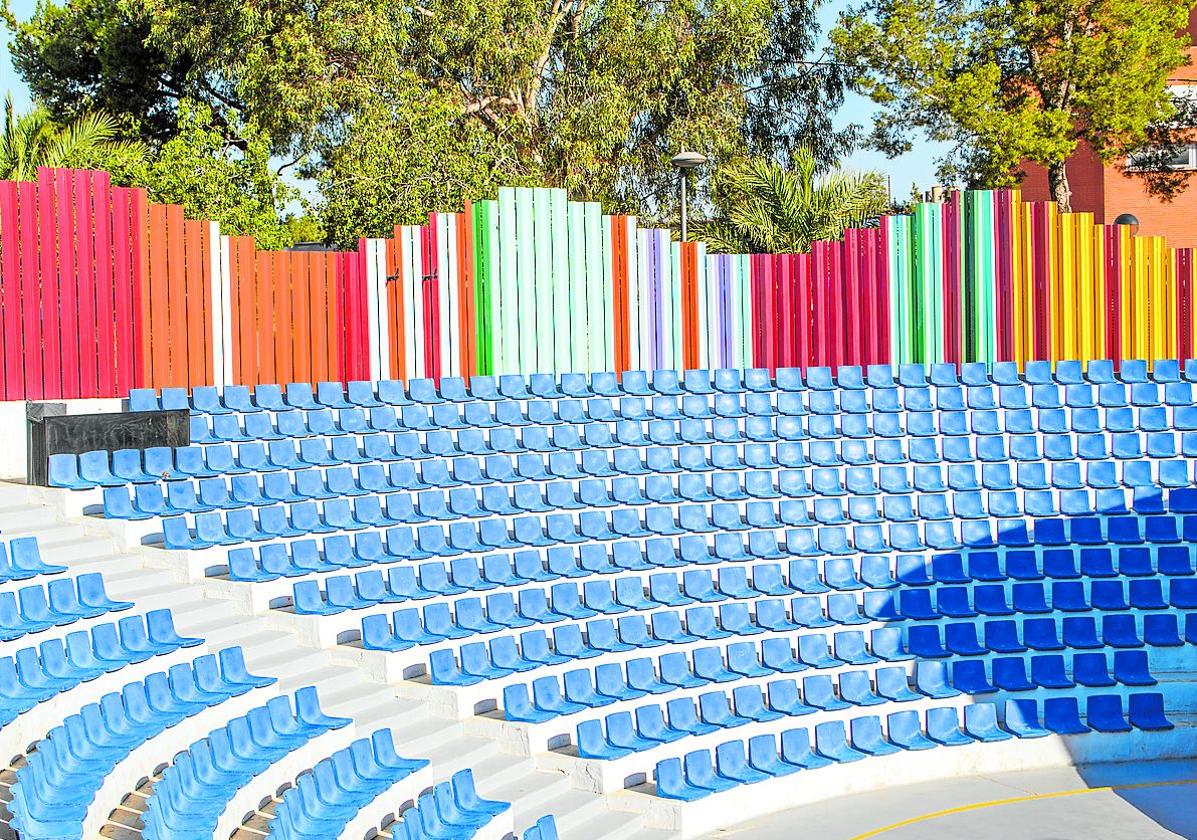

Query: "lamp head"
<box><xmin>1113</xmin><ymin>213</ymin><xmax>1140</xmax><ymax>235</ymax></box>
<box><xmin>670</xmin><ymin>149</ymin><xmax>708</xmax><ymax>170</ymax></box>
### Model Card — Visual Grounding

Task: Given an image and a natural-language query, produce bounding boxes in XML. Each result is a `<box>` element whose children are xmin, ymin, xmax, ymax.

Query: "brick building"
<box><xmin>1018</xmin><ymin>8</ymin><xmax>1197</xmax><ymax>248</ymax></box>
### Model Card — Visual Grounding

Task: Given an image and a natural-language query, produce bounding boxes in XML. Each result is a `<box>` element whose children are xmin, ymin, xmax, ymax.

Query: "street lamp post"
<box><xmin>671</xmin><ymin>149</ymin><xmax>707</xmax><ymax>241</ymax></box>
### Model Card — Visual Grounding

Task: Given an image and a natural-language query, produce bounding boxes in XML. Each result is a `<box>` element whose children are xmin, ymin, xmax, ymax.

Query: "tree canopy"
<box><xmin>7</xmin><ymin>0</ymin><xmax>856</xmax><ymax>243</ymax></box>
<box><xmin>831</xmin><ymin>0</ymin><xmax>1197</xmax><ymax>210</ymax></box>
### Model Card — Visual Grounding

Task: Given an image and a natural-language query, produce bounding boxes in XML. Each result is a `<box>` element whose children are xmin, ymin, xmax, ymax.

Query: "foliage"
<box><xmin>142</xmin><ymin>101</ymin><xmax>297</xmax><ymax>249</ymax></box>
<box><xmin>1125</xmin><ymin>91</ymin><xmax>1197</xmax><ymax>202</ymax></box>
<box><xmin>4</xmin><ymin>0</ymin><xmax>210</xmax><ymax>145</ymax></box>
<box><xmin>0</xmin><ymin>93</ymin><xmax>147</xmax><ymax>181</ymax></box>
<box><xmin>831</xmin><ymin>0</ymin><xmax>1197</xmax><ymax>210</ymax></box>
<box><xmin>311</xmin><ymin>76</ymin><xmax>542</xmax><ymax>246</ymax></box>
<box><xmin>283</xmin><ymin>213</ymin><xmax>326</xmax><ymax>246</ymax></box>
<box><xmin>692</xmin><ymin>149</ymin><xmax>891</xmax><ymax>253</ymax></box>
<box><xmin>8</xmin><ymin>0</ymin><xmax>858</xmax><ymax>230</ymax></box>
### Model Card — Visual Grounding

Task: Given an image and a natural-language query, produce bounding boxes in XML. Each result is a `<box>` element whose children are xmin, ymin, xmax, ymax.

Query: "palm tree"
<box><xmin>0</xmin><ymin>95</ymin><xmax>147</xmax><ymax>182</ymax></box>
<box><xmin>693</xmin><ymin>148</ymin><xmax>891</xmax><ymax>253</ymax></box>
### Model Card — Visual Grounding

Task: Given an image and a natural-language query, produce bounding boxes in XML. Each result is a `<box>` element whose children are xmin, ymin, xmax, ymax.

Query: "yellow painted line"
<box><xmin>848</xmin><ymin>778</ymin><xmax>1197</xmax><ymax>840</ymax></box>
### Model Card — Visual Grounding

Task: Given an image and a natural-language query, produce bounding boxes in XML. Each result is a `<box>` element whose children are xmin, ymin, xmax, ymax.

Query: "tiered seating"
<box><xmin>0</xmin><ymin>536</ymin><xmax>226</xmax><ymax>772</ymax></box>
<box><xmin>46</xmin><ymin>359</ymin><xmax>1197</xmax><ymax>831</ymax></box>
<box><xmin>8</xmin><ymin>653</ymin><xmax>278</xmax><ymax>840</ymax></box>
<box><xmin>263</xmin><ymin>728</ymin><xmax>432</xmax><ymax>838</ymax></box>
<box><xmin>142</xmin><ymin>687</ymin><xmax>355</xmax><ymax>840</ymax></box>
<box><xmin>353</xmin><ymin>769</ymin><xmax>510</xmax><ymax>840</ymax></box>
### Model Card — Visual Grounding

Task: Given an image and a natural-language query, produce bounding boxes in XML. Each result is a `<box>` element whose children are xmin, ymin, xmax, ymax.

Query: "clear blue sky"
<box><xmin>1</xmin><ymin>0</ymin><xmax>949</xmax><ymax>195</ymax></box>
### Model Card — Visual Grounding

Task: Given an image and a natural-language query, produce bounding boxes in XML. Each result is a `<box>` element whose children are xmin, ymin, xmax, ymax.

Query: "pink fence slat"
<box><xmin>844</xmin><ymin>231</ymin><xmax>863</xmax><ymax>368</ymax></box>
<box><xmin>0</xmin><ymin>180</ymin><xmax>21</xmax><ymax>400</ymax></box>
<box><xmin>18</xmin><ymin>181</ymin><xmax>42</xmax><ymax>400</ymax></box>
<box><xmin>92</xmin><ymin>171</ymin><xmax>116</xmax><ymax>397</ymax></box>
<box><xmin>36</xmin><ymin>168</ymin><xmax>61</xmax><ymax>399</ymax></box>
<box><xmin>52</xmin><ymin>169</ymin><xmax>79</xmax><ymax>398</ymax></box>
<box><xmin>130</xmin><ymin>188</ymin><xmax>148</xmax><ymax>387</ymax></box>
<box><xmin>73</xmin><ymin>169</ymin><xmax>98</xmax><ymax>397</ymax></box>
<box><xmin>35</xmin><ymin>171</ymin><xmax>58</xmax><ymax>397</ymax></box>
<box><xmin>877</xmin><ymin>227</ymin><xmax>892</xmax><ymax>365</ymax></box>
<box><xmin>775</xmin><ymin>255</ymin><xmax>793</xmax><ymax>368</ymax></box>
<box><xmin>111</xmin><ymin>188</ymin><xmax>135</xmax><ymax>395</ymax></box>
<box><xmin>876</xmin><ymin>220</ymin><xmax>891</xmax><ymax>366</ymax></box>
<box><xmin>828</xmin><ymin>242</ymin><xmax>847</xmax><ymax>369</ymax></box>
<box><xmin>811</xmin><ymin>242</ymin><xmax>830</xmax><ymax>368</ymax></box>
<box><xmin>795</xmin><ymin>254</ymin><xmax>811</xmax><ymax>372</ymax></box>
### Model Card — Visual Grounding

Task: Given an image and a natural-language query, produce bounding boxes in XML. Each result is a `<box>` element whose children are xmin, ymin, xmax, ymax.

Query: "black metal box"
<box><xmin>26</xmin><ymin>403</ymin><xmax>190</xmax><ymax>486</ymax></box>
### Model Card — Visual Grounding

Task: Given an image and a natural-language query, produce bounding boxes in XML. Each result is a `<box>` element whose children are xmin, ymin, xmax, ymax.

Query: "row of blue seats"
<box><xmin>419</xmin><ymin>610</ymin><xmax>1197</xmax><ymax>688</ymax></box>
<box><xmin>574</xmin><ymin>675</ymin><xmax>1167</xmax><ymax>761</ymax></box>
<box><xmin>8</xmin><ymin>657</ymin><xmax>277</xmax><ymax>840</ymax></box>
<box><xmin>94</xmin><ymin>460</ymin><xmax>1197</xmax><ymax>533</ymax></box>
<box><xmin>1</xmin><ymin>573</ymin><xmax>132</xmax><ymax>642</ymax></box>
<box><xmin>164</xmin><ymin>510</ymin><xmax>1197</xmax><ymax>570</ymax></box>
<box><xmin>358</xmin><ymin>600</ymin><xmax>1196</xmax><ymax>677</ymax></box>
<box><xmin>498</xmin><ymin>648</ymin><xmax>1158</xmax><ymax>728</ymax></box>
<box><xmin>236</xmin><ymin>526</ymin><xmax>1197</xmax><ymax>590</ymax></box>
<box><xmin>126</xmin><ymin>358</ymin><xmax>1197</xmax><ymax>416</ymax></box>
<box><xmin>180</xmin><ymin>403</ymin><xmax>1197</xmax><ymax>455</ymax></box>
<box><xmin>255</xmin><ymin>728</ymin><xmax>428</xmax><ymax>838</ymax></box>
<box><xmin>172</xmin><ymin>407</ymin><xmax>1197</xmax><ymax>450</ymax></box>
<box><xmin>652</xmin><ymin>693</ymin><xmax>1172</xmax><ymax>801</ymax></box>
<box><xmin>166</xmin><ymin>425</ymin><xmax>1197</xmax><ymax>480</ymax></box>
<box><xmin>112</xmin><ymin>473</ymin><xmax>1197</xmax><ymax>536</ymax></box>
<box><xmin>180</xmin><ymin>385</ymin><xmax>1197</xmax><ymax>443</ymax></box>
<box><xmin>306</xmin><ymin>566</ymin><xmax>1197</xmax><ymax>628</ymax></box>
<box><xmin>0</xmin><ymin>537</ymin><xmax>66</xmax><ymax>582</ymax></box>
<box><xmin>56</xmin><ymin>441</ymin><xmax>1197</xmax><ymax>511</ymax></box>
<box><xmin>157</xmin><ymin>493</ymin><xmax>1197</xmax><ymax>554</ymax></box>
<box><xmin>143</xmin><ymin>690</ymin><xmax>357</xmax><ymax>840</ymax></box>
<box><xmin>1</xmin><ymin>612</ymin><xmax>211</xmax><ymax>727</ymax></box>
<box><xmin>379</xmin><ymin>770</ymin><xmax>510</xmax><ymax>840</ymax></box>
<box><xmin>106</xmin><ymin>482</ymin><xmax>1197</xmax><ymax>555</ymax></box>
<box><xmin>53</xmin><ymin>420</ymin><xmax>1197</xmax><ymax>493</ymax></box>
<box><xmin>54</xmin><ymin>439</ymin><xmax>794</xmax><ymax>490</ymax></box>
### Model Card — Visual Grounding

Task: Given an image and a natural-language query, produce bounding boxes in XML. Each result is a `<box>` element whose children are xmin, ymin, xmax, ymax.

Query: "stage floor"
<box><xmin>702</xmin><ymin>760</ymin><xmax>1197</xmax><ymax>840</ymax></box>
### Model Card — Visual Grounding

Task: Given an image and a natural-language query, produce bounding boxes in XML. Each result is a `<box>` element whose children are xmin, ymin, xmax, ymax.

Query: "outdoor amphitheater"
<box><xmin>0</xmin><ymin>173</ymin><xmax>1194</xmax><ymax>840</ymax></box>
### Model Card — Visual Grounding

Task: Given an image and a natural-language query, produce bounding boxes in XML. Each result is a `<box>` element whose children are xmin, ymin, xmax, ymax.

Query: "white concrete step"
<box><xmin>0</xmin><ymin>503</ymin><xmax>59</xmax><ymax>531</ymax></box>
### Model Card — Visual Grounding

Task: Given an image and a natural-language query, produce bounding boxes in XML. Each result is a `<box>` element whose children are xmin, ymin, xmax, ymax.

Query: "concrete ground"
<box><xmin>700</xmin><ymin>760</ymin><xmax>1197</xmax><ymax>840</ymax></box>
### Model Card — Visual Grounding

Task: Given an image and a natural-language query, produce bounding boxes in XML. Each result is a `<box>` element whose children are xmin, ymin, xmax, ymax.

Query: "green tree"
<box><xmin>4</xmin><ymin>0</ymin><xmax>224</xmax><ymax>145</ymax></box>
<box><xmin>0</xmin><ymin>93</ymin><xmax>147</xmax><ymax>181</ymax></box>
<box><xmin>831</xmin><ymin>0</ymin><xmax>1197</xmax><ymax>211</ymax></box>
<box><xmin>8</xmin><ymin>0</ymin><xmax>858</xmax><ymax>229</ymax></box>
<box><xmin>143</xmin><ymin>101</ymin><xmax>298</xmax><ymax>248</ymax></box>
<box><xmin>692</xmin><ymin>150</ymin><xmax>891</xmax><ymax>253</ymax></box>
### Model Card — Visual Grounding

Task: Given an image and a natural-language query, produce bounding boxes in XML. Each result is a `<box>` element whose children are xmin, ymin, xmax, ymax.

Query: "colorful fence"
<box><xmin>0</xmin><ymin>168</ymin><xmax>1194</xmax><ymax>401</ymax></box>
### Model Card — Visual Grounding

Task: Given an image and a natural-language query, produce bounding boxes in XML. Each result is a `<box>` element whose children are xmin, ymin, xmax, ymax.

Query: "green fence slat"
<box><xmin>565</xmin><ymin>200</ymin><xmax>586</xmax><ymax>372</ymax></box>
<box><xmin>498</xmin><ymin>188</ymin><xmax>519</xmax><ymax>374</ymax></box>
<box><xmin>511</xmin><ymin>187</ymin><xmax>533</xmax><ymax>372</ymax></box>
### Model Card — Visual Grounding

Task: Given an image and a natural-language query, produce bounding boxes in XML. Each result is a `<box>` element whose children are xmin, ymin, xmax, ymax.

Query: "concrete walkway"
<box><xmin>701</xmin><ymin>760</ymin><xmax>1197</xmax><ymax>840</ymax></box>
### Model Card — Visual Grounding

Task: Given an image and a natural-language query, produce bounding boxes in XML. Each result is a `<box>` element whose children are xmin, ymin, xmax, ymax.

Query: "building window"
<box><xmin>1127</xmin><ymin>142</ymin><xmax>1197</xmax><ymax>172</ymax></box>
